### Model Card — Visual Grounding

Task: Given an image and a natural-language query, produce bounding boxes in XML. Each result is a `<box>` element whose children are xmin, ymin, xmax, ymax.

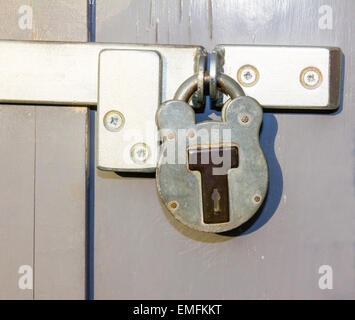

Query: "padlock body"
<box><xmin>156</xmin><ymin>96</ymin><xmax>268</xmax><ymax>233</ymax></box>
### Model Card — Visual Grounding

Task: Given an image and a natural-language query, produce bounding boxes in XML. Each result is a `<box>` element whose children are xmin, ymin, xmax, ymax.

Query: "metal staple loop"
<box><xmin>209</xmin><ymin>51</ymin><xmax>218</xmax><ymax>101</ymax></box>
<box><xmin>174</xmin><ymin>72</ymin><xmax>245</xmax><ymax>102</ymax></box>
<box><xmin>197</xmin><ymin>54</ymin><xmax>207</xmax><ymax>105</ymax></box>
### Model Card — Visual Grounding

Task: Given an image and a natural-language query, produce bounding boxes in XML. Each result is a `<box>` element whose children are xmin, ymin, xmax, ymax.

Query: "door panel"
<box><xmin>0</xmin><ymin>106</ymin><xmax>35</xmax><ymax>300</ymax></box>
<box><xmin>34</xmin><ymin>107</ymin><xmax>88</xmax><ymax>300</ymax></box>
<box><xmin>94</xmin><ymin>0</ymin><xmax>354</xmax><ymax>299</ymax></box>
<box><xmin>0</xmin><ymin>0</ymin><xmax>88</xmax><ymax>299</ymax></box>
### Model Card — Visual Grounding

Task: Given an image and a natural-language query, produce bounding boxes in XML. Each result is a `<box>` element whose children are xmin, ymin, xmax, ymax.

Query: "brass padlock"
<box><xmin>156</xmin><ymin>73</ymin><xmax>268</xmax><ymax>233</ymax></box>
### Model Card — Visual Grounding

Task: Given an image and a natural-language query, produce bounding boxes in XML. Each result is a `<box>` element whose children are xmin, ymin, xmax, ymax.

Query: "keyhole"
<box><xmin>211</xmin><ymin>188</ymin><xmax>221</xmax><ymax>213</ymax></box>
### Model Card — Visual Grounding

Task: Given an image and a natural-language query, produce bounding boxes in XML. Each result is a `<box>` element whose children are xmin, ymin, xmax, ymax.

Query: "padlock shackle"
<box><xmin>173</xmin><ymin>72</ymin><xmax>245</xmax><ymax>102</ymax></box>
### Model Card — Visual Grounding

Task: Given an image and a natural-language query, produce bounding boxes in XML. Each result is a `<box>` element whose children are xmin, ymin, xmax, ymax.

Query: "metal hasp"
<box><xmin>0</xmin><ymin>40</ymin><xmax>343</xmax><ymax>173</ymax></box>
<box><xmin>97</xmin><ymin>46</ymin><xmax>204</xmax><ymax>172</ymax></box>
<box><xmin>216</xmin><ymin>45</ymin><xmax>342</xmax><ymax>110</ymax></box>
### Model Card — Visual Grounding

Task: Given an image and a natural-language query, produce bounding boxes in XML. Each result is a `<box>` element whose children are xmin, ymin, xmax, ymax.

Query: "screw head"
<box><xmin>130</xmin><ymin>143</ymin><xmax>151</xmax><ymax>165</ymax></box>
<box><xmin>237</xmin><ymin>65</ymin><xmax>259</xmax><ymax>87</ymax></box>
<box><xmin>253</xmin><ymin>195</ymin><xmax>261</xmax><ymax>204</ymax></box>
<box><xmin>300</xmin><ymin>67</ymin><xmax>322</xmax><ymax>89</ymax></box>
<box><xmin>103</xmin><ymin>110</ymin><xmax>125</xmax><ymax>132</ymax></box>
<box><xmin>168</xmin><ymin>200</ymin><xmax>179</xmax><ymax>211</ymax></box>
<box><xmin>240</xmin><ymin>114</ymin><xmax>250</xmax><ymax>124</ymax></box>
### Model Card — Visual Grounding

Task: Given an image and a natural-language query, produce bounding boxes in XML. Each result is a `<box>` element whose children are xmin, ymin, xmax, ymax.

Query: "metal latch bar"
<box><xmin>0</xmin><ymin>40</ymin><xmax>342</xmax><ymax>111</ymax></box>
<box><xmin>0</xmin><ymin>40</ymin><xmax>343</xmax><ymax>173</ymax></box>
<box><xmin>216</xmin><ymin>44</ymin><xmax>342</xmax><ymax>110</ymax></box>
<box><xmin>0</xmin><ymin>40</ymin><xmax>203</xmax><ymax>106</ymax></box>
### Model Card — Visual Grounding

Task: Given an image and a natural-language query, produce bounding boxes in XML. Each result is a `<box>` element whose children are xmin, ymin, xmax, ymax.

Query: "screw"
<box><xmin>168</xmin><ymin>201</ymin><xmax>179</xmax><ymax>211</ymax></box>
<box><xmin>130</xmin><ymin>143</ymin><xmax>150</xmax><ymax>165</ymax></box>
<box><xmin>103</xmin><ymin>110</ymin><xmax>125</xmax><ymax>132</ymax></box>
<box><xmin>237</xmin><ymin>65</ymin><xmax>259</xmax><ymax>87</ymax></box>
<box><xmin>240</xmin><ymin>114</ymin><xmax>249</xmax><ymax>124</ymax></box>
<box><xmin>253</xmin><ymin>195</ymin><xmax>261</xmax><ymax>203</ymax></box>
<box><xmin>300</xmin><ymin>67</ymin><xmax>322</xmax><ymax>89</ymax></box>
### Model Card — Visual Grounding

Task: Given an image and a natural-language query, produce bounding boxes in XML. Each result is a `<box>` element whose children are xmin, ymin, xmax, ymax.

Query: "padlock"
<box><xmin>156</xmin><ymin>73</ymin><xmax>268</xmax><ymax>233</ymax></box>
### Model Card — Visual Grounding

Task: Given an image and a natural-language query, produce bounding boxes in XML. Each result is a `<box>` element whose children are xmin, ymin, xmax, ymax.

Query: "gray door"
<box><xmin>0</xmin><ymin>1</ymin><xmax>88</xmax><ymax>300</ymax></box>
<box><xmin>0</xmin><ymin>0</ymin><xmax>353</xmax><ymax>300</ymax></box>
<box><xmin>94</xmin><ymin>0</ymin><xmax>354</xmax><ymax>299</ymax></box>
